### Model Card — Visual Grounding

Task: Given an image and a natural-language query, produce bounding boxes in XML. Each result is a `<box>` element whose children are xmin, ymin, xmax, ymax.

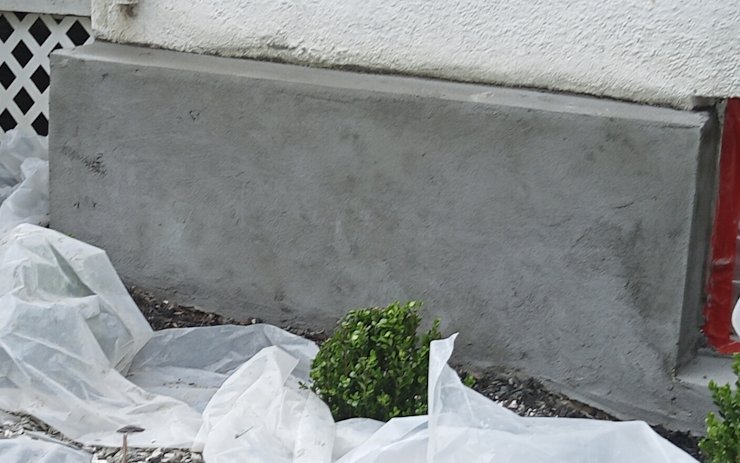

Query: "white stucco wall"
<box><xmin>91</xmin><ymin>0</ymin><xmax>740</xmax><ymax>109</ymax></box>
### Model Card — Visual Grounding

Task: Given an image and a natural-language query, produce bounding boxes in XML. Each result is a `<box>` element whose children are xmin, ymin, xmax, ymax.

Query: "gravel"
<box><xmin>0</xmin><ymin>287</ymin><xmax>703</xmax><ymax>462</ymax></box>
<box><xmin>0</xmin><ymin>411</ymin><xmax>199</xmax><ymax>463</ymax></box>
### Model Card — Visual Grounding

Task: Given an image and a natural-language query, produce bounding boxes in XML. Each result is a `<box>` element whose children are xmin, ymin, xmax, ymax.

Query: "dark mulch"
<box><xmin>128</xmin><ymin>286</ymin><xmax>328</xmax><ymax>343</ymax></box>
<box><xmin>129</xmin><ymin>286</ymin><xmax>703</xmax><ymax>461</ymax></box>
<box><xmin>464</xmin><ymin>369</ymin><xmax>703</xmax><ymax>461</ymax></box>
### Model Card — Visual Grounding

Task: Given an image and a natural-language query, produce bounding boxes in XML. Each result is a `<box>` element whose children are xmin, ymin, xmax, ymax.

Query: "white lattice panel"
<box><xmin>0</xmin><ymin>11</ymin><xmax>92</xmax><ymax>136</ymax></box>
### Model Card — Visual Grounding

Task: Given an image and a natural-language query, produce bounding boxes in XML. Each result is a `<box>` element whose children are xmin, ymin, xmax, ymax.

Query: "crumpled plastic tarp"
<box><xmin>0</xmin><ymin>130</ymin><xmax>48</xmax><ymax>235</ymax></box>
<box><xmin>0</xmin><ymin>436</ymin><xmax>91</xmax><ymax>463</ymax></box>
<box><xmin>0</xmin><ymin>131</ymin><xmax>699</xmax><ymax>462</ymax></box>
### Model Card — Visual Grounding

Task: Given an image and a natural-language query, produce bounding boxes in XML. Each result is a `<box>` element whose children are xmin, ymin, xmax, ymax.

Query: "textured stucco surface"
<box><xmin>91</xmin><ymin>0</ymin><xmax>740</xmax><ymax>109</ymax></box>
<box><xmin>50</xmin><ymin>43</ymin><xmax>718</xmax><ymax>431</ymax></box>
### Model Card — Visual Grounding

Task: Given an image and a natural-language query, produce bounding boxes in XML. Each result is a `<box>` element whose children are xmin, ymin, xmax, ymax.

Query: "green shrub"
<box><xmin>700</xmin><ymin>354</ymin><xmax>740</xmax><ymax>463</ymax></box>
<box><xmin>310</xmin><ymin>301</ymin><xmax>442</xmax><ymax>421</ymax></box>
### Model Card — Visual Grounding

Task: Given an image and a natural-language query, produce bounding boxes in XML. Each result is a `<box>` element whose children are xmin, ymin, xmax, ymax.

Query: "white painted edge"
<box><xmin>0</xmin><ymin>0</ymin><xmax>90</xmax><ymax>16</ymax></box>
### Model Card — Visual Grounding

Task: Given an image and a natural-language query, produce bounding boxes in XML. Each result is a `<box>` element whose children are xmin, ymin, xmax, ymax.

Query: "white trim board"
<box><xmin>0</xmin><ymin>0</ymin><xmax>89</xmax><ymax>16</ymax></box>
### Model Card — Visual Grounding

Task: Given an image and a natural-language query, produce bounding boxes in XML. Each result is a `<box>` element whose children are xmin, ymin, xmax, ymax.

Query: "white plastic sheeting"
<box><xmin>0</xmin><ymin>227</ymin><xmax>700</xmax><ymax>463</ymax></box>
<box><xmin>0</xmin><ymin>130</ymin><xmax>699</xmax><ymax>462</ymax></box>
<box><xmin>0</xmin><ymin>436</ymin><xmax>91</xmax><ymax>463</ymax></box>
<box><xmin>0</xmin><ymin>130</ymin><xmax>48</xmax><ymax>235</ymax></box>
<box><xmin>0</xmin><ymin>224</ymin><xmax>195</xmax><ymax>447</ymax></box>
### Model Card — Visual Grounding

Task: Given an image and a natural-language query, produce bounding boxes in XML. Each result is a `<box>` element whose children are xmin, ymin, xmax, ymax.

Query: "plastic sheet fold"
<box><xmin>0</xmin><ymin>436</ymin><xmax>92</xmax><ymax>463</ymax></box>
<box><xmin>0</xmin><ymin>130</ymin><xmax>48</xmax><ymax>235</ymax></box>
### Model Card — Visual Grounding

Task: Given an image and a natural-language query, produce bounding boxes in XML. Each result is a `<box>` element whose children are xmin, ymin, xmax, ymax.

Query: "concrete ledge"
<box><xmin>50</xmin><ymin>42</ymin><xmax>718</xmax><ymax>431</ymax></box>
<box><xmin>678</xmin><ymin>351</ymin><xmax>736</xmax><ymax>389</ymax></box>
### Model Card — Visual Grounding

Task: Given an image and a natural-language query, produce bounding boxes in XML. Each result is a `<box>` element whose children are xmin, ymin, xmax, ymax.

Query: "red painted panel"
<box><xmin>704</xmin><ymin>98</ymin><xmax>740</xmax><ymax>353</ymax></box>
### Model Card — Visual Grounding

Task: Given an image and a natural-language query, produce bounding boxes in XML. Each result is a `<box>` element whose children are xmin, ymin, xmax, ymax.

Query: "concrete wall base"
<box><xmin>50</xmin><ymin>43</ymin><xmax>719</xmax><ymax>432</ymax></box>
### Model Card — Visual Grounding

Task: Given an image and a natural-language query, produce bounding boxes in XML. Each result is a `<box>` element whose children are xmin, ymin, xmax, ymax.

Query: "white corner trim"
<box><xmin>0</xmin><ymin>0</ymin><xmax>90</xmax><ymax>16</ymax></box>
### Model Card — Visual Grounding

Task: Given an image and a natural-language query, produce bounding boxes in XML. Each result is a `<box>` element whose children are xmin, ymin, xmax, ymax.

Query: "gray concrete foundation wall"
<box><xmin>50</xmin><ymin>43</ymin><xmax>718</xmax><ymax>431</ymax></box>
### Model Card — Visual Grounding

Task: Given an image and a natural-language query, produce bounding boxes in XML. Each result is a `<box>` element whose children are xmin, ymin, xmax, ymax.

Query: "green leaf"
<box><xmin>701</xmin><ymin>354</ymin><xmax>740</xmax><ymax>463</ymax></box>
<box><xmin>309</xmin><ymin>300</ymin><xmax>442</xmax><ymax>421</ymax></box>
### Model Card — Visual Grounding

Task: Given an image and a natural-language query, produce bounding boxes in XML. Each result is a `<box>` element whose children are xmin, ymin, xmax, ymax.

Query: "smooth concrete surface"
<box><xmin>90</xmin><ymin>0</ymin><xmax>740</xmax><ymax>108</ymax></box>
<box><xmin>50</xmin><ymin>43</ymin><xmax>719</xmax><ymax>431</ymax></box>
<box><xmin>678</xmin><ymin>351</ymin><xmax>736</xmax><ymax>389</ymax></box>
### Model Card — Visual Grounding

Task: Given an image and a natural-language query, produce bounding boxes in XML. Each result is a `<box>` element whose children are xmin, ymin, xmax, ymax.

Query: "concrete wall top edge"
<box><xmin>54</xmin><ymin>43</ymin><xmax>709</xmax><ymax>129</ymax></box>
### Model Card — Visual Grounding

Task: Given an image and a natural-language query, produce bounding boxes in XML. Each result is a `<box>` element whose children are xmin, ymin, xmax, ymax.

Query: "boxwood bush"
<box><xmin>310</xmin><ymin>301</ymin><xmax>441</xmax><ymax>421</ymax></box>
<box><xmin>700</xmin><ymin>354</ymin><xmax>740</xmax><ymax>463</ymax></box>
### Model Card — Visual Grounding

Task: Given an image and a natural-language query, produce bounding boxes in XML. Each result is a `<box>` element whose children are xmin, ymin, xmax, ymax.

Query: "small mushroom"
<box><xmin>117</xmin><ymin>425</ymin><xmax>145</xmax><ymax>463</ymax></box>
